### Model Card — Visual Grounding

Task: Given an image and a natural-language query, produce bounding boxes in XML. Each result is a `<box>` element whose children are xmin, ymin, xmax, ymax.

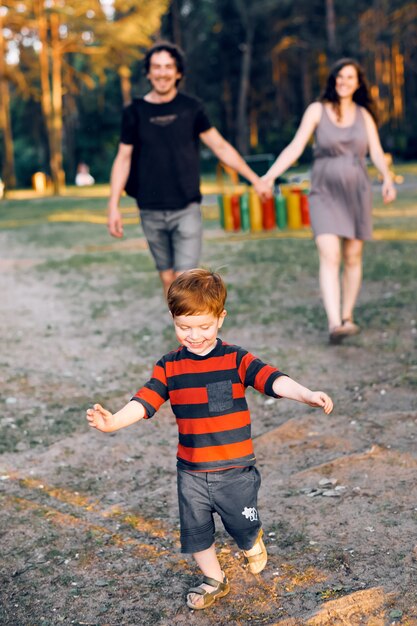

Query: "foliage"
<box><xmin>1</xmin><ymin>0</ymin><xmax>168</xmax><ymax>189</ymax></box>
<box><xmin>1</xmin><ymin>0</ymin><xmax>417</xmax><ymax>188</ymax></box>
<box><xmin>162</xmin><ymin>0</ymin><xmax>417</xmax><ymax>157</ymax></box>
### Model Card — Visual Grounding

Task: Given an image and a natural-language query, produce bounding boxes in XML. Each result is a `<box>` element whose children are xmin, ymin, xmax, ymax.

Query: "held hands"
<box><xmin>86</xmin><ymin>403</ymin><xmax>114</xmax><ymax>432</ymax></box>
<box><xmin>304</xmin><ymin>391</ymin><xmax>334</xmax><ymax>415</ymax></box>
<box><xmin>260</xmin><ymin>174</ymin><xmax>275</xmax><ymax>196</ymax></box>
<box><xmin>382</xmin><ymin>178</ymin><xmax>396</xmax><ymax>204</ymax></box>
<box><xmin>253</xmin><ymin>176</ymin><xmax>273</xmax><ymax>200</ymax></box>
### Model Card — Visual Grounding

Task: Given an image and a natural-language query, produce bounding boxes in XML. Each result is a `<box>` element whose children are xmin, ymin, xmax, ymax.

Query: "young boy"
<box><xmin>86</xmin><ymin>269</ymin><xmax>333</xmax><ymax>610</ymax></box>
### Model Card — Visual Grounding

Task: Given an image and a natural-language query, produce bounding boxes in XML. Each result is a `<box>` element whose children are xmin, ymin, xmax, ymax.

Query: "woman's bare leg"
<box><xmin>341</xmin><ymin>238</ymin><xmax>363</xmax><ymax>322</ymax></box>
<box><xmin>315</xmin><ymin>234</ymin><xmax>342</xmax><ymax>330</ymax></box>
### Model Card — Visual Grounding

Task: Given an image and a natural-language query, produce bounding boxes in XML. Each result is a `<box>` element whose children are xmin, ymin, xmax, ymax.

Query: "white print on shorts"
<box><xmin>241</xmin><ymin>506</ymin><xmax>258</xmax><ymax>522</ymax></box>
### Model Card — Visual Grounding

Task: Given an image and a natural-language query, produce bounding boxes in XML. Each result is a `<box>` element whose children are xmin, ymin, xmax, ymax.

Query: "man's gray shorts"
<box><xmin>139</xmin><ymin>202</ymin><xmax>202</xmax><ymax>272</ymax></box>
<box><xmin>177</xmin><ymin>466</ymin><xmax>262</xmax><ymax>554</ymax></box>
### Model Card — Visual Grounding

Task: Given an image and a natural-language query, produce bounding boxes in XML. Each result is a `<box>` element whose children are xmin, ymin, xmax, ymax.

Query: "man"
<box><xmin>107</xmin><ymin>41</ymin><xmax>270</xmax><ymax>296</ymax></box>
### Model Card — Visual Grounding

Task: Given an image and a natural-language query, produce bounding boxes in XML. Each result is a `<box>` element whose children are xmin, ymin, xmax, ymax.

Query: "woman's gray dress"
<box><xmin>309</xmin><ymin>104</ymin><xmax>373</xmax><ymax>240</ymax></box>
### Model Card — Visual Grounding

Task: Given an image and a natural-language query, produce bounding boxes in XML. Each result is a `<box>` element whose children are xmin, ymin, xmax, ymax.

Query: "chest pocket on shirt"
<box><xmin>206</xmin><ymin>380</ymin><xmax>233</xmax><ymax>414</ymax></box>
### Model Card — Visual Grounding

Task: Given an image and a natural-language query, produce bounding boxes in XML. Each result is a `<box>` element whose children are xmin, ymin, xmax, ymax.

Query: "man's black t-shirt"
<box><xmin>120</xmin><ymin>93</ymin><xmax>212</xmax><ymax>211</ymax></box>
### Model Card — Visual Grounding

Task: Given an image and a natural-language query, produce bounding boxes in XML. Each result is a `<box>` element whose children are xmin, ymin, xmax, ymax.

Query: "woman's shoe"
<box><xmin>329</xmin><ymin>319</ymin><xmax>360</xmax><ymax>344</ymax></box>
<box><xmin>341</xmin><ymin>318</ymin><xmax>360</xmax><ymax>335</ymax></box>
<box><xmin>329</xmin><ymin>325</ymin><xmax>347</xmax><ymax>345</ymax></box>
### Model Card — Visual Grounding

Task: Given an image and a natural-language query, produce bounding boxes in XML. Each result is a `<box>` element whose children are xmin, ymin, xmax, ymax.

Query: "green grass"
<box><xmin>364</xmin><ymin>241</ymin><xmax>417</xmax><ymax>283</ymax></box>
<box><xmin>0</xmin><ymin>193</ymin><xmax>134</xmax><ymax>221</ymax></box>
<box><xmin>2</xmin><ymin>188</ymin><xmax>415</xmax><ymax>319</ymax></box>
<box><xmin>1</xmin><ymin>175</ymin><xmax>415</xmax><ymax>243</ymax></box>
<box><xmin>38</xmin><ymin>250</ymin><xmax>154</xmax><ymax>273</ymax></box>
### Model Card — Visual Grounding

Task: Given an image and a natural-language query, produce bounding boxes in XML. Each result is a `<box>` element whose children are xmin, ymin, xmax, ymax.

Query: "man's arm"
<box><xmin>107</xmin><ymin>143</ymin><xmax>134</xmax><ymax>238</ymax></box>
<box><xmin>199</xmin><ymin>127</ymin><xmax>270</xmax><ymax>198</ymax></box>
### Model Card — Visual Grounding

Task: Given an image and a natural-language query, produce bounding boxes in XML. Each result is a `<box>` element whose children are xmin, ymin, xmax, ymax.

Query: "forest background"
<box><xmin>0</xmin><ymin>0</ymin><xmax>416</xmax><ymax>194</ymax></box>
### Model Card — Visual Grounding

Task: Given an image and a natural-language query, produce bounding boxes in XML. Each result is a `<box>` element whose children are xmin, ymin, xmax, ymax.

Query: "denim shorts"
<box><xmin>139</xmin><ymin>202</ymin><xmax>202</xmax><ymax>272</ymax></box>
<box><xmin>177</xmin><ymin>466</ymin><xmax>262</xmax><ymax>554</ymax></box>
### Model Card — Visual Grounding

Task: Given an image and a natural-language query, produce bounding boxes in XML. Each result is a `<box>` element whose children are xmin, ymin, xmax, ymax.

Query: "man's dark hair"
<box><xmin>144</xmin><ymin>41</ymin><xmax>185</xmax><ymax>85</ymax></box>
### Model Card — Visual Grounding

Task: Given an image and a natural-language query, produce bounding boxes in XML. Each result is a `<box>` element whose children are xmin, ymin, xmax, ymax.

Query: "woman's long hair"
<box><xmin>320</xmin><ymin>58</ymin><xmax>377</xmax><ymax>123</ymax></box>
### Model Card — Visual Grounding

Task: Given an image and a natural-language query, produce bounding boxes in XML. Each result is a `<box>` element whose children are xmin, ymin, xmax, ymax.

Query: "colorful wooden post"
<box><xmin>280</xmin><ymin>184</ymin><xmax>292</xmax><ymax>200</ymax></box>
<box><xmin>240</xmin><ymin>192</ymin><xmax>250</xmax><ymax>231</ymax></box>
<box><xmin>223</xmin><ymin>193</ymin><xmax>234</xmax><ymax>231</ymax></box>
<box><xmin>231</xmin><ymin>194</ymin><xmax>241</xmax><ymax>231</ymax></box>
<box><xmin>287</xmin><ymin>190</ymin><xmax>302</xmax><ymax>229</ymax></box>
<box><xmin>249</xmin><ymin>189</ymin><xmax>263</xmax><ymax>232</ymax></box>
<box><xmin>274</xmin><ymin>193</ymin><xmax>287</xmax><ymax>229</ymax></box>
<box><xmin>300</xmin><ymin>191</ymin><xmax>310</xmax><ymax>226</ymax></box>
<box><xmin>217</xmin><ymin>194</ymin><xmax>225</xmax><ymax>229</ymax></box>
<box><xmin>262</xmin><ymin>196</ymin><xmax>276</xmax><ymax>230</ymax></box>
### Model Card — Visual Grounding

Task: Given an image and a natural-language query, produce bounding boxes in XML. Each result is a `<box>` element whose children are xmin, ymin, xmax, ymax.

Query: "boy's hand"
<box><xmin>86</xmin><ymin>403</ymin><xmax>114</xmax><ymax>432</ymax></box>
<box><xmin>305</xmin><ymin>391</ymin><xmax>333</xmax><ymax>414</ymax></box>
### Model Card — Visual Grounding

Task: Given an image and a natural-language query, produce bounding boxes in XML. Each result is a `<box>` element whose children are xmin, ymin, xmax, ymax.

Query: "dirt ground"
<box><xmin>0</xmin><ymin>198</ymin><xmax>416</xmax><ymax>626</ymax></box>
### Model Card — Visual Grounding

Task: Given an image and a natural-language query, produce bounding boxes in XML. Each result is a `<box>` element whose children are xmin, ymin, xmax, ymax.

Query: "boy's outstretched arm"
<box><xmin>86</xmin><ymin>400</ymin><xmax>145</xmax><ymax>433</ymax></box>
<box><xmin>273</xmin><ymin>376</ymin><xmax>333</xmax><ymax>414</ymax></box>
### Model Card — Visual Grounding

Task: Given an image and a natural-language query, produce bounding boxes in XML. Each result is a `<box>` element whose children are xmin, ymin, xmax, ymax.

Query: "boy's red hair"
<box><xmin>167</xmin><ymin>269</ymin><xmax>227</xmax><ymax>317</ymax></box>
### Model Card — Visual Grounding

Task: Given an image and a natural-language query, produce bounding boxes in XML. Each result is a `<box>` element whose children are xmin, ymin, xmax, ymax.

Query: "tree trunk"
<box><xmin>170</xmin><ymin>0</ymin><xmax>183</xmax><ymax>49</ymax></box>
<box><xmin>118</xmin><ymin>65</ymin><xmax>132</xmax><ymax>106</ymax></box>
<box><xmin>391</xmin><ymin>41</ymin><xmax>404</xmax><ymax>123</ymax></box>
<box><xmin>0</xmin><ymin>14</ymin><xmax>16</xmax><ymax>188</ymax></box>
<box><xmin>236</xmin><ymin>31</ymin><xmax>253</xmax><ymax>155</ymax></box>
<box><xmin>36</xmin><ymin>2</ymin><xmax>54</xmax><ymax>187</ymax></box>
<box><xmin>222</xmin><ymin>78</ymin><xmax>234</xmax><ymax>141</ymax></box>
<box><xmin>50</xmin><ymin>11</ymin><xmax>65</xmax><ymax>193</ymax></box>
<box><xmin>301</xmin><ymin>52</ymin><xmax>312</xmax><ymax>110</ymax></box>
<box><xmin>36</xmin><ymin>1</ymin><xmax>65</xmax><ymax>195</ymax></box>
<box><xmin>325</xmin><ymin>0</ymin><xmax>338</xmax><ymax>61</ymax></box>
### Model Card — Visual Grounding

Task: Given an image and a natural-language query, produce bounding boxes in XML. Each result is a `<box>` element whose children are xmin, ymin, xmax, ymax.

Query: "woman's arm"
<box><xmin>361</xmin><ymin>108</ymin><xmax>396</xmax><ymax>204</ymax></box>
<box><xmin>262</xmin><ymin>102</ymin><xmax>322</xmax><ymax>188</ymax></box>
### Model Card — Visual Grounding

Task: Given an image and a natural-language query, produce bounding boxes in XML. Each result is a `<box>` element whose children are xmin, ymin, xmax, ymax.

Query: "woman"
<box><xmin>263</xmin><ymin>58</ymin><xmax>396</xmax><ymax>343</ymax></box>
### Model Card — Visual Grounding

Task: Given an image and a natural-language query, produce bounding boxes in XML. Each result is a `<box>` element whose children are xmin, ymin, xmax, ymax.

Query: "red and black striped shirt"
<box><xmin>132</xmin><ymin>339</ymin><xmax>286</xmax><ymax>471</ymax></box>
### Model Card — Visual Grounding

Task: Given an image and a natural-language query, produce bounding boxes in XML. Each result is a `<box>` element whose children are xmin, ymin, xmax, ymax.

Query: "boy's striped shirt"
<box><xmin>132</xmin><ymin>339</ymin><xmax>286</xmax><ymax>471</ymax></box>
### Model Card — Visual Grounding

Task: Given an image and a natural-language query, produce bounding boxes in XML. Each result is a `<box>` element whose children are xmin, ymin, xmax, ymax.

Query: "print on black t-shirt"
<box><xmin>150</xmin><ymin>115</ymin><xmax>178</xmax><ymax>126</ymax></box>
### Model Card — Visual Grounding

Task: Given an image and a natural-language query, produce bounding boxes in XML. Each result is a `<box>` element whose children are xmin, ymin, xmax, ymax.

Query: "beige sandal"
<box><xmin>186</xmin><ymin>574</ymin><xmax>230</xmax><ymax>610</ymax></box>
<box><xmin>329</xmin><ymin>318</ymin><xmax>360</xmax><ymax>344</ymax></box>
<box><xmin>329</xmin><ymin>325</ymin><xmax>347</xmax><ymax>345</ymax></box>
<box><xmin>243</xmin><ymin>528</ymin><xmax>267</xmax><ymax>574</ymax></box>
<box><xmin>341</xmin><ymin>318</ymin><xmax>360</xmax><ymax>335</ymax></box>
